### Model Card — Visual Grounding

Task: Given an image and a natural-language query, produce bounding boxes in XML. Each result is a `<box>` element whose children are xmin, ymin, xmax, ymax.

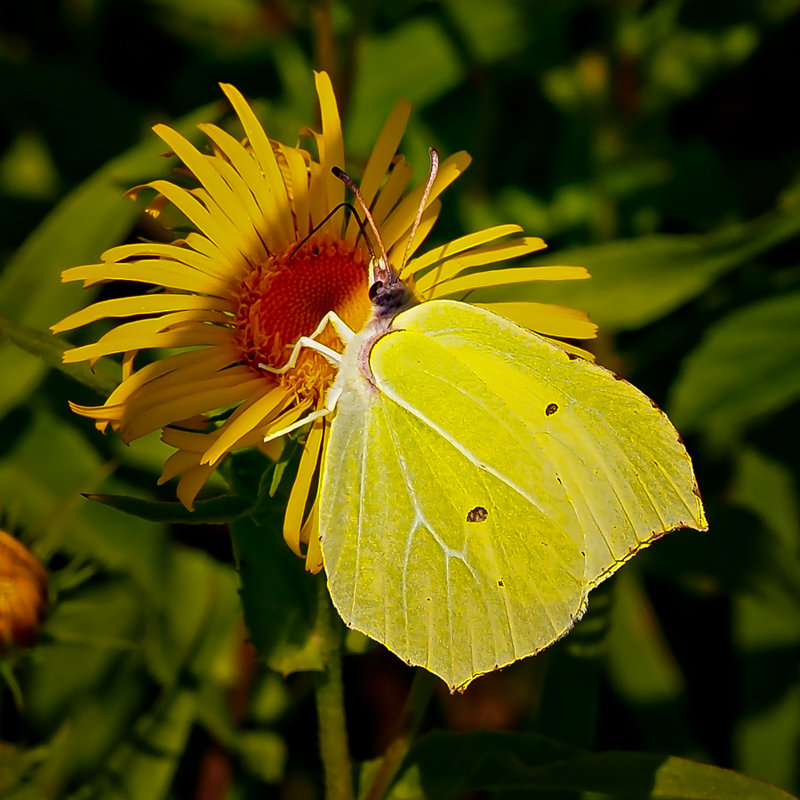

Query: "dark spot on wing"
<box><xmin>545</xmin><ymin>402</ymin><xmax>558</xmax><ymax>416</ymax></box>
<box><xmin>497</xmin><ymin>580</ymin><xmax>505</xmax><ymax>588</ymax></box>
<box><xmin>466</xmin><ymin>506</ymin><xmax>488</xmax><ymax>523</ymax></box>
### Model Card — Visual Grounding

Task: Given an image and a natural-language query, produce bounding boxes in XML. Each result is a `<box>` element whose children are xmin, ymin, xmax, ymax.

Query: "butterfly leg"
<box><xmin>261</xmin><ymin>313</ymin><xmax>351</xmax><ymax>443</ymax></box>
<box><xmin>262</xmin><ymin>380</ymin><xmax>343</xmax><ymax>444</ymax></box>
<box><xmin>259</xmin><ymin>311</ymin><xmax>355</xmax><ymax>375</ymax></box>
<box><xmin>262</xmin><ymin>404</ymin><xmax>332</xmax><ymax>443</ymax></box>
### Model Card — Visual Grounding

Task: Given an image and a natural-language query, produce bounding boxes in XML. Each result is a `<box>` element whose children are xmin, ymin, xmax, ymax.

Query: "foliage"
<box><xmin>1</xmin><ymin>1</ymin><xmax>799</xmax><ymax>798</ymax></box>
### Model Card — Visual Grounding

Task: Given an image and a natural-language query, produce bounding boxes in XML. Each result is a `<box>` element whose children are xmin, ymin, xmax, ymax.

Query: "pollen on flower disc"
<box><xmin>233</xmin><ymin>235</ymin><xmax>371</xmax><ymax>401</ymax></box>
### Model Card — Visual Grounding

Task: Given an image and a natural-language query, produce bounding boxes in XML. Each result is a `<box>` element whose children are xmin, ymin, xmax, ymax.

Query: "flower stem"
<box><xmin>362</xmin><ymin>668</ymin><xmax>436</xmax><ymax>800</ymax></box>
<box><xmin>314</xmin><ymin>579</ymin><xmax>355</xmax><ymax>800</ymax></box>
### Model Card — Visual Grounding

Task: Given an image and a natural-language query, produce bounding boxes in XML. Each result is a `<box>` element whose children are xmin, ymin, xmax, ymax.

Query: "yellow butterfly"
<box><xmin>267</xmin><ymin>152</ymin><xmax>707</xmax><ymax>691</ymax></box>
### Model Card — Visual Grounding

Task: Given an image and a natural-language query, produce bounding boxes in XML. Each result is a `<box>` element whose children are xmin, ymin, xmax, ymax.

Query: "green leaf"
<box><xmin>0</xmin><ymin>313</ymin><xmax>118</xmax><ymax>397</ymax></box>
<box><xmin>347</xmin><ymin>17</ymin><xmax>463</xmax><ymax>154</ymax></box>
<box><xmin>99</xmin><ymin>686</ymin><xmax>199</xmax><ymax>800</ymax></box>
<box><xmin>472</xmin><ymin>203</ymin><xmax>800</xmax><ymax>332</ymax></box>
<box><xmin>231</xmin><ymin>510</ymin><xmax>325</xmax><ymax>675</ymax></box>
<box><xmin>668</xmin><ymin>292</ymin><xmax>800</xmax><ymax>444</ymax></box>
<box><xmin>533</xmin><ymin>585</ymin><xmax>612</xmax><ymax>749</ymax></box>
<box><xmin>607</xmin><ymin>571</ymin><xmax>684</xmax><ymax>706</ymax></box>
<box><xmin>391</xmin><ymin>731</ymin><xmax>797</xmax><ymax>799</ymax></box>
<box><xmin>85</xmin><ymin>491</ymin><xmax>252</xmax><ymax>525</ymax></box>
<box><xmin>440</xmin><ymin>0</ymin><xmax>526</xmax><ymax>63</ymax></box>
<box><xmin>142</xmin><ymin>547</ymin><xmax>241</xmax><ymax>689</ymax></box>
<box><xmin>0</xmin><ymin>409</ymin><xmax>170</xmax><ymax>598</ymax></box>
<box><xmin>605</xmin><ymin>570</ymin><xmax>706</xmax><ymax>760</ymax></box>
<box><xmin>0</xmin><ymin>743</ymin><xmax>46</xmax><ymax>796</ymax></box>
<box><xmin>23</xmin><ymin>583</ymin><xmax>150</xmax><ymax>796</ymax></box>
<box><xmin>236</xmin><ymin>731</ymin><xmax>287</xmax><ymax>783</ymax></box>
<box><xmin>0</xmin><ymin>101</ymin><xmax>219</xmax><ymax>417</ymax></box>
<box><xmin>731</xmin><ymin>448</ymin><xmax>800</xmax><ymax>792</ymax></box>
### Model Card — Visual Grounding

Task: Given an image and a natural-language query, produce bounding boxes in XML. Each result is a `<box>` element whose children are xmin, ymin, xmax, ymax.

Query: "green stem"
<box><xmin>362</xmin><ymin>668</ymin><xmax>436</xmax><ymax>800</ymax></box>
<box><xmin>0</xmin><ymin>313</ymin><xmax>118</xmax><ymax>396</ymax></box>
<box><xmin>314</xmin><ymin>579</ymin><xmax>355</xmax><ymax>800</ymax></box>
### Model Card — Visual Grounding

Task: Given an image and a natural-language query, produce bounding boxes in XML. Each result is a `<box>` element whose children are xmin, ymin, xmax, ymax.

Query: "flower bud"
<box><xmin>0</xmin><ymin>530</ymin><xmax>48</xmax><ymax>653</ymax></box>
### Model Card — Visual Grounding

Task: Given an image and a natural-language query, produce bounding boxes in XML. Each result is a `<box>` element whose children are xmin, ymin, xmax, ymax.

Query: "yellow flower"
<box><xmin>53</xmin><ymin>72</ymin><xmax>595</xmax><ymax>572</ymax></box>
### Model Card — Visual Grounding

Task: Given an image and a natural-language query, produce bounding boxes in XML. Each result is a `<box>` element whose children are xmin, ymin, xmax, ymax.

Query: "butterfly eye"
<box><xmin>368</xmin><ymin>280</ymin><xmax>384</xmax><ymax>301</ymax></box>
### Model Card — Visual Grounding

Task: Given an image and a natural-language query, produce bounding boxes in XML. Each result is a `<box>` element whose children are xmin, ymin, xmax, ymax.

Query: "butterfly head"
<box><xmin>332</xmin><ymin>148</ymin><xmax>439</xmax><ymax>321</ymax></box>
<box><xmin>367</xmin><ymin>257</ymin><xmax>412</xmax><ymax>317</ymax></box>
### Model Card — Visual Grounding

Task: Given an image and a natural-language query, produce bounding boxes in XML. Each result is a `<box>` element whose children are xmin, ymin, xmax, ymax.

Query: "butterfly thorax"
<box><xmin>334</xmin><ymin>259</ymin><xmax>415</xmax><ymax>395</ymax></box>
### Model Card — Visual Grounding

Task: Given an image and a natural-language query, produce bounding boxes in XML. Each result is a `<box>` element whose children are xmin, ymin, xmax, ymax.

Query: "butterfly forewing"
<box><xmin>320</xmin><ymin>316</ymin><xmax>588</xmax><ymax>690</ymax></box>
<box><xmin>376</xmin><ymin>300</ymin><xmax>706</xmax><ymax>586</ymax></box>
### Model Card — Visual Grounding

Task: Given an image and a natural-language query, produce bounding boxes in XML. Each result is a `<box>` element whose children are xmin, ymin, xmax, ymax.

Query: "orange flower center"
<box><xmin>233</xmin><ymin>234</ymin><xmax>372</xmax><ymax>403</ymax></box>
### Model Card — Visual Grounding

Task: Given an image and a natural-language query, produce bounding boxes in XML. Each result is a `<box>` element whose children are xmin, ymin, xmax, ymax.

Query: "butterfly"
<box><xmin>269</xmin><ymin>151</ymin><xmax>707</xmax><ymax>691</ymax></box>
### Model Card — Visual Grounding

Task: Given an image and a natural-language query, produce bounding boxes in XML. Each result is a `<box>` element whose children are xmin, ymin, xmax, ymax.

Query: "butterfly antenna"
<box><xmin>401</xmin><ymin>148</ymin><xmax>439</xmax><ymax>270</ymax></box>
<box><xmin>331</xmin><ymin>166</ymin><xmax>391</xmax><ymax>284</ymax></box>
<box><xmin>288</xmin><ymin>201</ymin><xmax>357</xmax><ymax>259</ymax></box>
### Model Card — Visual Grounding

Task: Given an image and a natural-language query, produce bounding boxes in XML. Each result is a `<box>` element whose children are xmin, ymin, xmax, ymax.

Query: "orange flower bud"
<box><xmin>0</xmin><ymin>530</ymin><xmax>48</xmax><ymax>653</ymax></box>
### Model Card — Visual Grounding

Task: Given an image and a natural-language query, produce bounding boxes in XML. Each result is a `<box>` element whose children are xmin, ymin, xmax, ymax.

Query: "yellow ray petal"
<box><xmin>219</xmin><ymin>83</ymin><xmax>295</xmax><ymax>249</ymax></box>
<box><xmin>424</xmin><ymin>264</ymin><xmax>589</xmax><ymax>298</ymax></box>
<box><xmin>259</xmin><ymin>436</ymin><xmax>284</xmax><ymax>461</ymax></box>
<box><xmin>154</xmin><ymin>124</ymin><xmax>265</xmax><ymax>261</ymax></box>
<box><xmin>198</xmin><ymin>160</ymin><xmax>270</xmax><ymax>263</ymax></box>
<box><xmin>413</xmin><ymin>238</ymin><xmax>548</xmax><ymax>294</ymax></box>
<box><xmin>124</xmin><ymin>365</ymin><xmax>257</xmax><ymax>417</ymax></box>
<box><xmin>204</xmin><ymin>147</ymin><xmax>266</xmax><ymax>224</ymax></box>
<box><xmin>122</xmin><ymin>373</ymin><xmax>266</xmax><ymax>441</ymax></box>
<box><xmin>201</xmin><ymin>385</ymin><xmax>292</xmax><ymax>466</ymax></box>
<box><xmin>198</xmin><ymin>121</ymin><xmax>286</xmax><ymax>250</ymax></box>
<box><xmin>181</xmin><ymin>232</ymin><xmax>240</xmax><ymax>277</ymax></box>
<box><xmin>283</xmin><ymin>416</ymin><xmax>325</xmax><ymax>557</ymax></box>
<box><xmin>160</xmin><ymin>448</ymin><xmax>200</xmax><ymax>483</ymax></box>
<box><xmin>301</xmin><ymin>496</ymin><xmax>323</xmax><ymax>573</ymax></box>
<box><xmin>68</xmin><ymin>399</ymin><xmax>124</xmax><ymax>428</ymax></box>
<box><xmin>105</xmin><ymin>346</ymin><xmax>240</xmax><ymax>407</ymax></box>
<box><xmin>62</xmin><ymin>316</ymin><xmax>232</xmax><ymax>363</ymax></box>
<box><xmin>175</xmin><ymin>462</ymin><xmax>217</xmax><ymax>510</ymax></box>
<box><xmin>121</xmin><ymin>349</ymin><xmax>137</xmax><ymax>381</ymax></box>
<box><xmin>100</xmin><ymin>242</ymin><xmax>227</xmax><ymax>278</ymax></box>
<box><xmin>139</xmin><ymin>180</ymin><xmax>248</xmax><ymax>265</ymax></box>
<box><xmin>53</xmin><ymin>294</ymin><xmax>234</xmax><ymax>333</ymax></box>
<box><xmin>474</xmin><ymin>301</ymin><xmax>598</xmax><ymax>339</ymax></box>
<box><xmin>306</xmin><ymin>159</ymin><xmax>330</xmax><ymax>235</ymax></box>
<box><xmin>314</xmin><ymin>71</ymin><xmax>346</xmax><ymax>217</ymax></box>
<box><xmin>387</xmin><ymin>200</ymin><xmax>440</xmax><ymax>268</ymax></box>
<box><xmin>191</xmin><ymin>185</ymin><xmax>266</xmax><ymax>267</ymax></box>
<box><xmin>370</xmin><ymin>158</ymin><xmax>413</xmax><ymax>231</ymax></box>
<box><xmin>345</xmin><ymin>99</ymin><xmax>412</xmax><ymax>241</ymax></box>
<box><xmin>274</xmin><ymin>142</ymin><xmax>311</xmax><ymax>240</ymax></box>
<box><xmin>62</xmin><ymin>261</ymin><xmax>226</xmax><ymax>295</ymax></box>
<box><xmin>378</xmin><ymin>152</ymin><xmax>471</xmax><ymax>249</ymax></box>
<box><xmin>403</xmin><ymin>224</ymin><xmax>525</xmax><ymax>277</ymax></box>
<box><xmin>162</xmin><ymin>428</ymin><xmax>213</xmax><ymax>452</ymax></box>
